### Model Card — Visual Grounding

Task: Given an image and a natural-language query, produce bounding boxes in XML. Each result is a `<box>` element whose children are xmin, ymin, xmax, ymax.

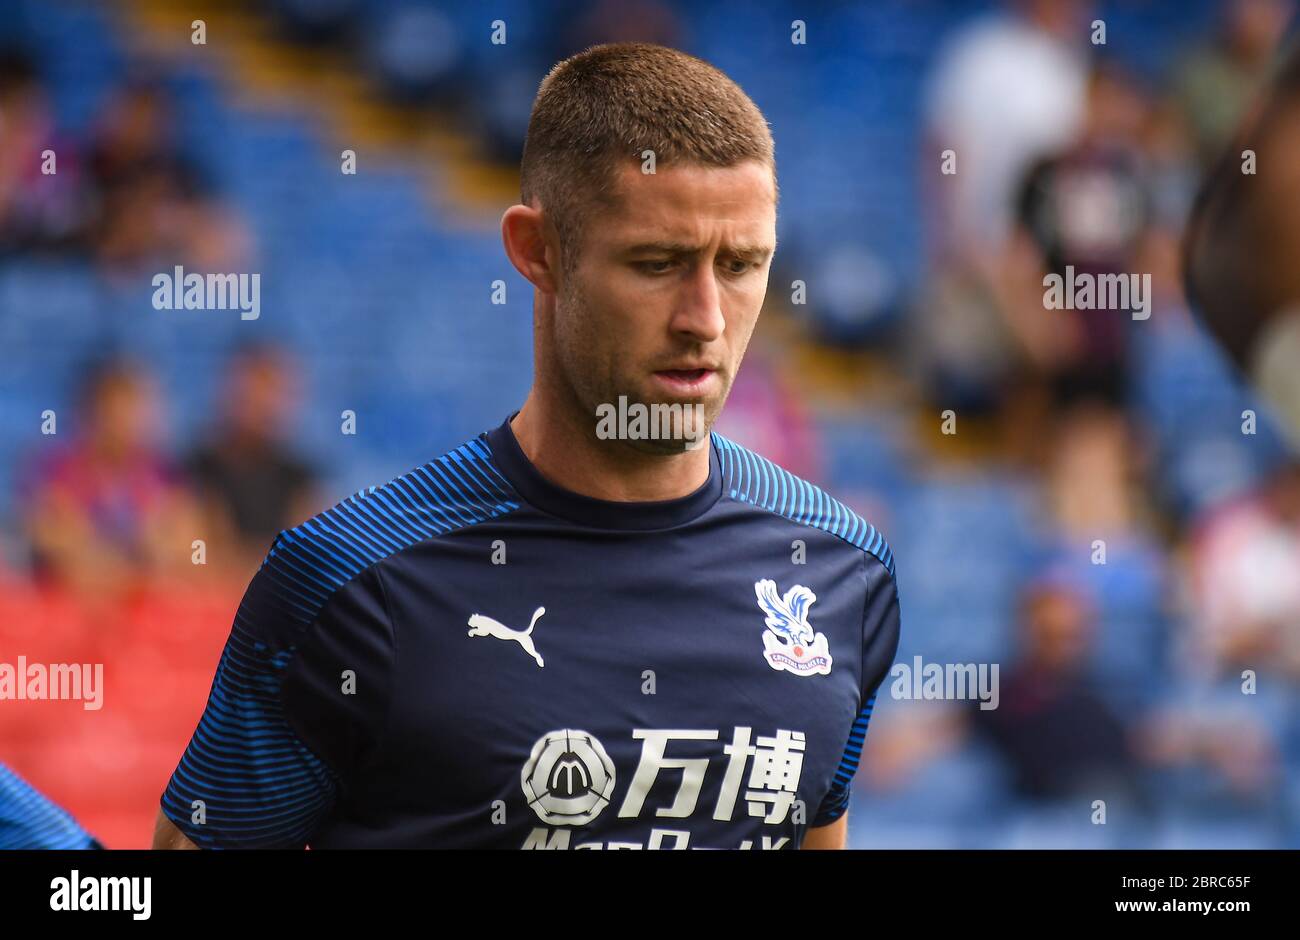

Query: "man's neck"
<box><xmin>509</xmin><ymin>392</ymin><xmax>711</xmax><ymax>502</ymax></box>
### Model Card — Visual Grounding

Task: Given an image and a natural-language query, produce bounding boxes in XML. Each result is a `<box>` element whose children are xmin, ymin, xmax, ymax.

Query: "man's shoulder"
<box><xmin>710</xmin><ymin>431</ymin><xmax>895</xmax><ymax>578</ymax></box>
<box><xmin>242</xmin><ymin>431</ymin><xmax>523</xmax><ymax>638</ymax></box>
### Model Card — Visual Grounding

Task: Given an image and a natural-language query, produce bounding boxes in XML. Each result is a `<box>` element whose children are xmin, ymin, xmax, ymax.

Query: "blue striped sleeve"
<box><xmin>0</xmin><ymin>762</ymin><xmax>97</xmax><ymax>850</ymax></box>
<box><xmin>159</xmin><ymin>557</ymin><xmax>392</xmax><ymax>849</ymax></box>
<box><xmin>160</xmin><ymin>436</ymin><xmax>520</xmax><ymax>848</ymax></box>
<box><xmin>813</xmin><ymin>555</ymin><xmax>901</xmax><ymax>827</ymax></box>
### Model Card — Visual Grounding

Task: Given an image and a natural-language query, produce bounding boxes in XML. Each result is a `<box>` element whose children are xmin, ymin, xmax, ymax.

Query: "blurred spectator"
<box><xmin>19</xmin><ymin>357</ymin><xmax>200</xmax><ymax>598</ymax></box>
<box><xmin>925</xmin><ymin>0</ymin><xmax>1091</xmax><ymax>261</ymax></box>
<box><xmin>1173</xmin><ymin>0</ymin><xmax>1294</xmax><ymax>165</ymax></box>
<box><xmin>183</xmin><ymin>342</ymin><xmax>322</xmax><ymax>580</ymax></box>
<box><xmin>1043</xmin><ymin>399</ymin><xmax>1149</xmax><ymax>538</ymax></box>
<box><xmin>1007</xmin><ymin>62</ymin><xmax>1153</xmax><ymax>408</ymax></box>
<box><xmin>916</xmin><ymin>57</ymin><xmax>1153</xmax><ymax>455</ymax></box>
<box><xmin>0</xmin><ymin>49</ymin><xmax>87</xmax><ymax>258</ymax></box>
<box><xmin>969</xmin><ymin>575</ymin><xmax>1142</xmax><ymax>804</ymax></box>
<box><xmin>83</xmin><ymin>77</ymin><xmax>247</xmax><ymax>275</ymax></box>
<box><xmin>1189</xmin><ymin>460</ymin><xmax>1300</xmax><ymax>680</ymax></box>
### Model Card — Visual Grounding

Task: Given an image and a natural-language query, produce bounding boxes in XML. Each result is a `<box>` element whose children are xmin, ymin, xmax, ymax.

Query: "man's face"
<box><xmin>549</xmin><ymin>159</ymin><xmax>776</xmax><ymax>453</ymax></box>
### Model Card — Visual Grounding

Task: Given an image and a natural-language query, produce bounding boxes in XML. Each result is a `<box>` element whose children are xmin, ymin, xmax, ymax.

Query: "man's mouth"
<box><xmin>652</xmin><ymin>368</ymin><xmax>717</xmax><ymax>393</ymax></box>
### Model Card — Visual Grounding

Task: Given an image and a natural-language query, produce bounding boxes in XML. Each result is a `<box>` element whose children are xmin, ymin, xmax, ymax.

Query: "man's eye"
<box><xmin>722</xmin><ymin>258</ymin><xmax>754</xmax><ymax>275</ymax></box>
<box><xmin>637</xmin><ymin>260</ymin><xmax>675</xmax><ymax>274</ymax></box>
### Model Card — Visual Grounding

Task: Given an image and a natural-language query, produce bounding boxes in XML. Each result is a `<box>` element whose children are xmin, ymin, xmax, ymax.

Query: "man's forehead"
<box><xmin>596</xmin><ymin>160</ymin><xmax>777</xmax><ymax>241</ymax></box>
<box><xmin>609</xmin><ymin>159</ymin><xmax>774</xmax><ymax>203</ymax></box>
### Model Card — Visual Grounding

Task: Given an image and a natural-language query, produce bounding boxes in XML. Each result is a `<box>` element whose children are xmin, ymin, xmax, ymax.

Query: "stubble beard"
<box><xmin>552</xmin><ymin>275</ymin><xmax>732</xmax><ymax>456</ymax></box>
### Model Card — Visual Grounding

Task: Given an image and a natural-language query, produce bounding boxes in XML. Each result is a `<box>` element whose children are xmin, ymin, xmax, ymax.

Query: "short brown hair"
<box><xmin>519</xmin><ymin>42</ymin><xmax>777</xmax><ymax>270</ymax></box>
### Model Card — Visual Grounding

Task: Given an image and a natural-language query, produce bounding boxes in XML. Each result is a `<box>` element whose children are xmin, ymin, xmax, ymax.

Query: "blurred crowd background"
<box><xmin>1</xmin><ymin>0</ymin><xmax>1298</xmax><ymax>849</ymax></box>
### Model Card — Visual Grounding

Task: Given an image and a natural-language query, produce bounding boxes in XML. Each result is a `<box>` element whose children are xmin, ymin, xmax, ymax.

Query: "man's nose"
<box><xmin>670</xmin><ymin>262</ymin><xmax>726</xmax><ymax>343</ymax></box>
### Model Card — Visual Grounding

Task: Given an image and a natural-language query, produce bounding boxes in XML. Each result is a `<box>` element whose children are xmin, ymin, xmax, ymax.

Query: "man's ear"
<box><xmin>502</xmin><ymin>204</ymin><xmax>560</xmax><ymax>294</ymax></box>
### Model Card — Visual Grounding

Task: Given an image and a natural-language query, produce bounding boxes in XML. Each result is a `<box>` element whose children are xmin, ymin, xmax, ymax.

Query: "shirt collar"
<box><xmin>483</xmin><ymin>411</ymin><xmax>722</xmax><ymax>530</ymax></box>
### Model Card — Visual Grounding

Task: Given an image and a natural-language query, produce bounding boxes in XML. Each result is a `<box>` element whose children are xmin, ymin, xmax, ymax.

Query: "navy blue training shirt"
<box><xmin>161</xmin><ymin>413</ymin><xmax>901</xmax><ymax>849</ymax></box>
<box><xmin>0</xmin><ymin>762</ymin><xmax>99</xmax><ymax>850</ymax></box>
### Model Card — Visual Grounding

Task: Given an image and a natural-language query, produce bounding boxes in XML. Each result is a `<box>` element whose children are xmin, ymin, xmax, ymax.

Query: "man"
<box><xmin>154</xmin><ymin>41</ymin><xmax>900</xmax><ymax>851</ymax></box>
<box><xmin>22</xmin><ymin>355</ymin><xmax>199</xmax><ymax>597</ymax></box>
<box><xmin>183</xmin><ymin>340</ymin><xmax>323</xmax><ymax>582</ymax></box>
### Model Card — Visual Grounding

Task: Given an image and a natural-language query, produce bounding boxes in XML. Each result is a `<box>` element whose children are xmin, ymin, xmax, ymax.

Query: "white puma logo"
<box><xmin>467</xmin><ymin>606</ymin><xmax>546</xmax><ymax>668</ymax></box>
